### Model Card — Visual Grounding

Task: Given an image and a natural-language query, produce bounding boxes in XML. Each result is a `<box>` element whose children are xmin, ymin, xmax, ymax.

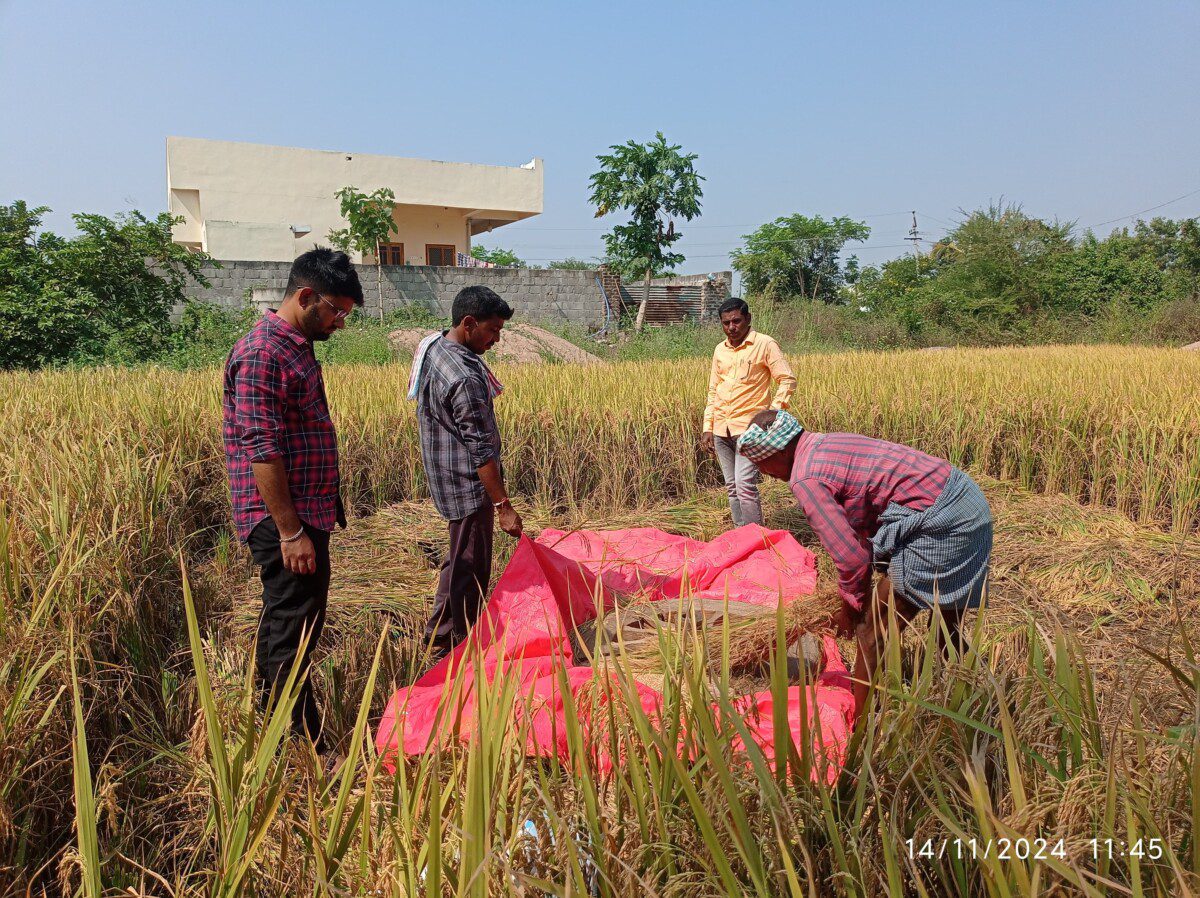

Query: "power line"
<box><xmin>492</xmin><ymin>226</ymin><xmax>921</xmax><ymax>251</ymax></box>
<box><xmin>906</xmin><ymin>192</ymin><xmax>1200</xmax><ymax>237</ymax></box>
<box><xmin>683</xmin><ymin>244</ymin><xmax>912</xmax><ymax>259</ymax></box>
<box><xmin>502</xmin><ymin>210</ymin><xmax>913</xmax><ymax>232</ymax></box>
<box><xmin>512</xmin><ymin>244</ymin><xmax>914</xmax><ymax>263</ymax></box>
<box><xmin>497</xmin><ymin>235</ymin><xmax>913</xmax><ymax>251</ymax></box>
<box><xmin>1086</xmin><ymin>186</ymin><xmax>1200</xmax><ymax>230</ymax></box>
<box><xmin>917</xmin><ymin>211</ymin><xmax>957</xmax><ymax>229</ymax></box>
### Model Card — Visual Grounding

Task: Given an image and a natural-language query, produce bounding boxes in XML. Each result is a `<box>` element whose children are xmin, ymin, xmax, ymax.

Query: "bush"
<box><xmin>165</xmin><ymin>300</ymin><xmax>258</xmax><ymax>369</ymax></box>
<box><xmin>315</xmin><ymin>317</ymin><xmax>398</xmax><ymax>365</ymax></box>
<box><xmin>1146</xmin><ymin>297</ymin><xmax>1200</xmax><ymax>344</ymax></box>
<box><xmin>0</xmin><ymin>201</ymin><xmax>211</xmax><ymax>369</ymax></box>
<box><xmin>858</xmin><ymin>205</ymin><xmax>1200</xmax><ymax>342</ymax></box>
<box><xmin>162</xmin><ymin>301</ymin><xmax>441</xmax><ymax>369</ymax></box>
<box><xmin>546</xmin><ymin>258</ymin><xmax>596</xmax><ymax>270</ymax></box>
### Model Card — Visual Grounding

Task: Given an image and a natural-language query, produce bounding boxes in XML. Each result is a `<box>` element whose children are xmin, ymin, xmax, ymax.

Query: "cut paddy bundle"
<box><xmin>568</xmin><ymin>588</ymin><xmax>841</xmax><ymax>675</ymax></box>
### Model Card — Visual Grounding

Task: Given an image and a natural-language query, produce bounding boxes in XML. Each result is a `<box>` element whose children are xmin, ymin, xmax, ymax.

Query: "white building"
<box><xmin>166</xmin><ymin>136</ymin><xmax>543</xmax><ymax>264</ymax></box>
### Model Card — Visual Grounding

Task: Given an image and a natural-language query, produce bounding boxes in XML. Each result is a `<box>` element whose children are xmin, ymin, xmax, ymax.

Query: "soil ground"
<box><xmin>389</xmin><ymin>323</ymin><xmax>604</xmax><ymax>365</ymax></box>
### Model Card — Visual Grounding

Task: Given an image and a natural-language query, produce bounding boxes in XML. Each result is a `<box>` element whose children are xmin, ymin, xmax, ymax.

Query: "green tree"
<box><xmin>854</xmin><ymin>255</ymin><xmax>938</xmax><ymax>334</ymax></box>
<box><xmin>1049</xmin><ymin>229</ymin><xmax>1163</xmax><ymax>316</ymax></box>
<box><xmin>1131</xmin><ymin>217</ymin><xmax>1200</xmax><ymax>299</ymax></box>
<box><xmin>0</xmin><ymin>202</ymin><xmax>210</xmax><ymax>368</ymax></box>
<box><xmin>852</xmin><ymin>207</ymin><xmax>1200</xmax><ymax>342</ymax></box>
<box><xmin>546</xmin><ymin>257</ymin><xmax>596</xmax><ymax>270</ymax></box>
<box><xmin>0</xmin><ymin>201</ymin><xmax>63</xmax><ymax>366</ymax></box>
<box><xmin>730</xmin><ymin>214</ymin><xmax>870</xmax><ymax>302</ymax></box>
<box><xmin>859</xmin><ymin>204</ymin><xmax>1077</xmax><ymax>337</ymax></box>
<box><xmin>589</xmin><ymin>133</ymin><xmax>704</xmax><ymax>330</ymax></box>
<box><xmin>328</xmin><ymin>186</ymin><xmax>397</xmax><ymax>319</ymax></box>
<box><xmin>932</xmin><ymin>204</ymin><xmax>1075</xmax><ymax>332</ymax></box>
<box><xmin>470</xmin><ymin>245</ymin><xmax>525</xmax><ymax>267</ymax></box>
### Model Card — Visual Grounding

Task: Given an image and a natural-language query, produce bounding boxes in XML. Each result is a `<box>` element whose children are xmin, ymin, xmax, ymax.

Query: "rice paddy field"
<box><xmin>1</xmin><ymin>345</ymin><xmax>1198</xmax><ymax>896</ymax></box>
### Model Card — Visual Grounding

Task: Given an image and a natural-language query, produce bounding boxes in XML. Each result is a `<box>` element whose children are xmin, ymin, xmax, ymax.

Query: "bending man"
<box><xmin>737</xmin><ymin>410</ymin><xmax>992</xmax><ymax>716</ymax></box>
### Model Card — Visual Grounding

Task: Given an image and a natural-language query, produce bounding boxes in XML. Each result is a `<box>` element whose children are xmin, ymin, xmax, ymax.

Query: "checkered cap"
<box><xmin>737</xmin><ymin>410</ymin><xmax>804</xmax><ymax>463</ymax></box>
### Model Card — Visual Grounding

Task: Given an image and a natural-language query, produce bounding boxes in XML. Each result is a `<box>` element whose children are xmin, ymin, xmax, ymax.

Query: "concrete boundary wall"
<box><xmin>647</xmin><ymin>271</ymin><xmax>733</xmax><ymax>288</ymax></box>
<box><xmin>183</xmin><ymin>261</ymin><xmax>610</xmax><ymax>327</ymax></box>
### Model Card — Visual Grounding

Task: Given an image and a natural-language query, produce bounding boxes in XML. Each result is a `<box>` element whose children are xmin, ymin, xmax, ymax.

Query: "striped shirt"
<box><xmin>222</xmin><ymin>312</ymin><xmax>340</xmax><ymax>540</ymax></box>
<box><xmin>417</xmin><ymin>335</ymin><xmax>503</xmax><ymax>521</ymax></box>
<box><xmin>788</xmin><ymin>431</ymin><xmax>952</xmax><ymax>610</ymax></box>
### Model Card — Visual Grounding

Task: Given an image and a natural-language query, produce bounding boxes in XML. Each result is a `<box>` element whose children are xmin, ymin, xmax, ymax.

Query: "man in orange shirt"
<box><xmin>700</xmin><ymin>298</ymin><xmax>796</xmax><ymax>528</ymax></box>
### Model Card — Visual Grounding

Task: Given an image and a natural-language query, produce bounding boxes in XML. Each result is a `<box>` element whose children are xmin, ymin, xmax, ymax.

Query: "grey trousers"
<box><xmin>713</xmin><ymin>433</ymin><xmax>763</xmax><ymax>527</ymax></box>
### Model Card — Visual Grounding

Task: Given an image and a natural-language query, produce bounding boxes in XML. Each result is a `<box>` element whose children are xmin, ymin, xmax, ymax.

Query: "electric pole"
<box><xmin>906</xmin><ymin>210</ymin><xmax>923</xmax><ymax>258</ymax></box>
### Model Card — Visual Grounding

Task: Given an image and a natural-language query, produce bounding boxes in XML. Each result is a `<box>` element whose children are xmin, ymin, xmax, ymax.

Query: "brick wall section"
<box><xmin>184</xmin><ymin>261</ymin><xmax>609</xmax><ymax>327</ymax></box>
<box><xmin>597</xmin><ymin>265</ymin><xmax>625</xmax><ymax>317</ymax></box>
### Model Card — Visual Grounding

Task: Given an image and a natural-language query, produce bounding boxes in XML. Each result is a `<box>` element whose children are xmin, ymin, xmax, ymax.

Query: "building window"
<box><xmin>377</xmin><ymin>242</ymin><xmax>404</xmax><ymax>265</ymax></box>
<box><xmin>426</xmin><ymin>244</ymin><xmax>455</xmax><ymax>267</ymax></box>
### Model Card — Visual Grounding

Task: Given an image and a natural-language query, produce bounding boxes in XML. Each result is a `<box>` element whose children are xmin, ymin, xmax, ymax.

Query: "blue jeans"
<box><xmin>713</xmin><ymin>434</ymin><xmax>763</xmax><ymax>527</ymax></box>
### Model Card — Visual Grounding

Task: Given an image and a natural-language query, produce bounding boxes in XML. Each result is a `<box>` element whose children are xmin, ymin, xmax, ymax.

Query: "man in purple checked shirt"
<box><xmin>222</xmin><ymin>248</ymin><xmax>363</xmax><ymax>752</ymax></box>
<box><xmin>738</xmin><ymin>409</ymin><xmax>993</xmax><ymax>717</ymax></box>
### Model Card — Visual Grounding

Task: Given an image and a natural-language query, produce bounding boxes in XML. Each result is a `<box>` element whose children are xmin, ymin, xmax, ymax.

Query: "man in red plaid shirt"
<box><xmin>738</xmin><ymin>409</ymin><xmax>992</xmax><ymax>716</ymax></box>
<box><xmin>222</xmin><ymin>248</ymin><xmax>363</xmax><ymax>750</ymax></box>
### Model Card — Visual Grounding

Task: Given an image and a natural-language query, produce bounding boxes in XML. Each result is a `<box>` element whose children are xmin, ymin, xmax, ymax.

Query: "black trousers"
<box><xmin>248</xmin><ymin>518</ymin><xmax>331</xmax><ymax>747</ymax></box>
<box><xmin>424</xmin><ymin>502</ymin><xmax>495</xmax><ymax>652</ymax></box>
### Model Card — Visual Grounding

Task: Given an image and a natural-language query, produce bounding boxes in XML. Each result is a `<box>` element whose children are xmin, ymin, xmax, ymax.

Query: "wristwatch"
<box><xmin>493</xmin><ymin>497</ymin><xmax>511</xmax><ymax>508</ymax></box>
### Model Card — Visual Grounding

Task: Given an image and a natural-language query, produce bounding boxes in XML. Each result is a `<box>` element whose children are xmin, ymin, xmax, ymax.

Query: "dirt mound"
<box><xmin>389</xmin><ymin>323</ymin><xmax>603</xmax><ymax>365</ymax></box>
<box><xmin>1182</xmin><ymin>341</ymin><xmax>1200</xmax><ymax>351</ymax></box>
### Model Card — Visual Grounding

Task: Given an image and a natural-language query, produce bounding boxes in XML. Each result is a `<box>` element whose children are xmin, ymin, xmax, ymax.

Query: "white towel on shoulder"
<box><xmin>406</xmin><ymin>331</ymin><xmax>505</xmax><ymax>401</ymax></box>
<box><xmin>406</xmin><ymin>332</ymin><xmax>442</xmax><ymax>400</ymax></box>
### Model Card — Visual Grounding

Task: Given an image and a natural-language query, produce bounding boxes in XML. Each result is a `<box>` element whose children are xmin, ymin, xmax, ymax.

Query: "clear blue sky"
<box><xmin>2</xmin><ymin>0</ymin><xmax>1197</xmax><ymax>273</ymax></box>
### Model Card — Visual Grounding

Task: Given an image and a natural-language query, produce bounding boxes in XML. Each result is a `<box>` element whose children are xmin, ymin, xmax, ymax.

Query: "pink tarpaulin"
<box><xmin>375</xmin><ymin>526</ymin><xmax>856</xmax><ymax>782</ymax></box>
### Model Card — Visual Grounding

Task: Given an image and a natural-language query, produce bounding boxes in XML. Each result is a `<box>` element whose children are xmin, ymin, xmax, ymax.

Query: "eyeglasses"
<box><xmin>316</xmin><ymin>293</ymin><xmax>353</xmax><ymax>321</ymax></box>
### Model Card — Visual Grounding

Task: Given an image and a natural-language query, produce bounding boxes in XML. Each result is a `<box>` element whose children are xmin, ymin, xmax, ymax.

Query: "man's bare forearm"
<box><xmin>477</xmin><ymin>456</ymin><xmax>523</xmax><ymax>536</ymax></box>
<box><xmin>251</xmin><ymin>460</ymin><xmax>303</xmax><ymax>536</ymax></box>
<box><xmin>476</xmin><ymin>458</ymin><xmax>509</xmax><ymax>504</ymax></box>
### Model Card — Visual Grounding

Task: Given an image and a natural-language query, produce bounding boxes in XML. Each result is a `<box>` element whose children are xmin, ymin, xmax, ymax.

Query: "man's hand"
<box><xmin>498</xmin><ymin>503</ymin><xmax>523</xmax><ymax>538</ymax></box>
<box><xmin>252</xmin><ymin>460</ymin><xmax>313</xmax><ymax>573</ymax></box>
<box><xmin>281</xmin><ymin>531</ymin><xmax>317</xmax><ymax>575</ymax></box>
<box><xmin>700</xmin><ymin>431</ymin><xmax>715</xmax><ymax>454</ymax></box>
<box><xmin>830</xmin><ymin>603</ymin><xmax>860</xmax><ymax>639</ymax></box>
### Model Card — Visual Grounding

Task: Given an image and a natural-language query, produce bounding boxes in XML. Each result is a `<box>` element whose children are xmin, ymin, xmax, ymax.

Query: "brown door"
<box><xmin>426</xmin><ymin>244</ymin><xmax>455</xmax><ymax>266</ymax></box>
